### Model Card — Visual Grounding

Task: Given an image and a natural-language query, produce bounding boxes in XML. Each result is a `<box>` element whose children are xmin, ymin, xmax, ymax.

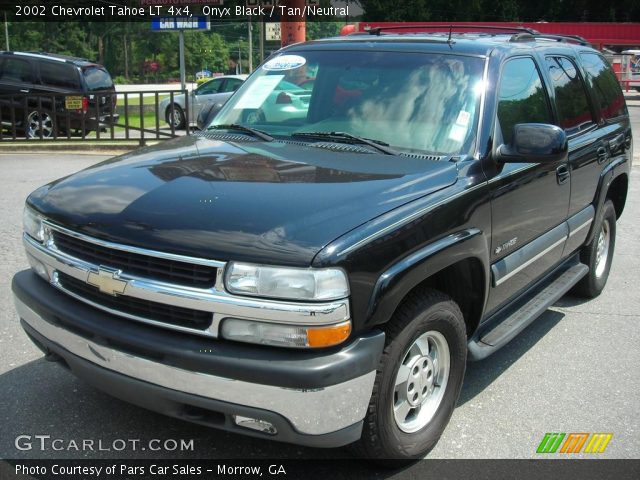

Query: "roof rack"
<box><xmin>367</xmin><ymin>24</ymin><xmax>539</xmax><ymax>37</ymax></box>
<box><xmin>532</xmin><ymin>34</ymin><xmax>590</xmax><ymax>46</ymax></box>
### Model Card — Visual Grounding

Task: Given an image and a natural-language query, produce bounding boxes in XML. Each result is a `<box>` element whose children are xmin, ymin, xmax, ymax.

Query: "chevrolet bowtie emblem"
<box><xmin>87</xmin><ymin>267</ymin><xmax>128</xmax><ymax>296</ymax></box>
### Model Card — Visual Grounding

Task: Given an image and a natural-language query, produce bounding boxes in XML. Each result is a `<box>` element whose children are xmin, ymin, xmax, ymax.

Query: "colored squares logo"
<box><xmin>537</xmin><ymin>433</ymin><xmax>612</xmax><ymax>454</ymax></box>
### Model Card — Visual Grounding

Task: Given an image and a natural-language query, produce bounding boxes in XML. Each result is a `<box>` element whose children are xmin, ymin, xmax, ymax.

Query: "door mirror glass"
<box><xmin>497</xmin><ymin>123</ymin><xmax>567</xmax><ymax>163</ymax></box>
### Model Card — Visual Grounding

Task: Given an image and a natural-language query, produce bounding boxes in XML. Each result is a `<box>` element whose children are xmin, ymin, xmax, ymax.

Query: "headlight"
<box><xmin>23</xmin><ymin>206</ymin><xmax>44</xmax><ymax>242</ymax></box>
<box><xmin>225</xmin><ymin>262</ymin><xmax>349</xmax><ymax>301</ymax></box>
<box><xmin>221</xmin><ymin>318</ymin><xmax>351</xmax><ymax>349</ymax></box>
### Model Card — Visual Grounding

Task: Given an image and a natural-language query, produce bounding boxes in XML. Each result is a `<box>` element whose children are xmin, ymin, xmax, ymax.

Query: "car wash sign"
<box><xmin>151</xmin><ymin>16</ymin><xmax>210</xmax><ymax>30</ymax></box>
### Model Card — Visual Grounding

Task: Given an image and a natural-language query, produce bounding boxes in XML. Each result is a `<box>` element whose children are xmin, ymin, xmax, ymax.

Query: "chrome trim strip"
<box><xmin>494</xmin><ymin>237</ymin><xmax>566</xmax><ymax>287</ymax></box>
<box><xmin>15</xmin><ymin>297</ymin><xmax>374</xmax><ymax>436</ymax></box>
<box><xmin>569</xmin><ymin>219</ymin><xmax>593</xmax><ymax>238</ymax></box>
<box><xmin>24</xmin><ymin>234</ymin><xmax>350</xmax><ymax>338</ymax></box>
<box><xmin>45</xmin><ymin>221</ymin><xmax>226</xmax><ymax>268</ymax></box>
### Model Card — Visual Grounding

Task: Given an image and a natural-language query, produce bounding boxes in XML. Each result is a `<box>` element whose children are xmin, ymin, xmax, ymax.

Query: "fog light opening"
<box><xmin>233</xmin><ymin>415</ymin><xmax>278</xmax><ymax>435</ymax></box>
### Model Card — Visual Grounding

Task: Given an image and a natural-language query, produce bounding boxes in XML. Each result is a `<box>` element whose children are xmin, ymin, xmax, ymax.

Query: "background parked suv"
<box><xmin>0</xmin><ymin>51</ymin><xmax>118</xmax><ymax>138</ymax></box>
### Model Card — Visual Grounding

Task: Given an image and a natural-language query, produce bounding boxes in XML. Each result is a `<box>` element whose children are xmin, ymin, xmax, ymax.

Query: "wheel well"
<box><xmin>606</xmin><ymin>173</ymin><xmax>628</xmax><ymax>219</ymax></box>
<box><xmin>398</xmin><ymin>258</ymin><xmax>485</xmax><ymax>338</ymax></box>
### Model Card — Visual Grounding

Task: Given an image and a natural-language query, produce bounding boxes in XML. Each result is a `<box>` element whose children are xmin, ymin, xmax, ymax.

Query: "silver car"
<box><xmin>160</xmin><ymin>75</ymin><xmax>247</xmax><ymax>129</ymax></box>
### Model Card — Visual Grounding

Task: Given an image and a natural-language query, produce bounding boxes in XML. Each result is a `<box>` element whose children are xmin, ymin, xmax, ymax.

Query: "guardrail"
<box><xmin>0</xmin><ymin>90</ymin><xmax>191</xmax><ymax>145</ymax></box>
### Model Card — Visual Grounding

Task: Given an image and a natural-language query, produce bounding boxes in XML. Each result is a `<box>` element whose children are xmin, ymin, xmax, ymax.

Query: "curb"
<box><xmin>0</xmin><ymin>142</ymin><xmax>153</xmax><ymax>155</ymax></box>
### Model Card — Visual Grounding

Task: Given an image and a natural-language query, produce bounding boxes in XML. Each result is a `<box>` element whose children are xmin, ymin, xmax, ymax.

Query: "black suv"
<box><xmin>0</xmin><ymin>51</ymin><xmax>118</xmax><ymax>138</ymax></box>
<box><xmin>12</xmin><ymin>27</ymin><xmax>631</xmax><ymax>459</ymax></box>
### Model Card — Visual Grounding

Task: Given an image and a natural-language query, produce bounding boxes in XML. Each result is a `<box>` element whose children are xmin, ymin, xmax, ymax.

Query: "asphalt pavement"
<box><xmin>0</xmin><ymin>102</ymin><xmax>639</xmax><ymax>465</ymax></box>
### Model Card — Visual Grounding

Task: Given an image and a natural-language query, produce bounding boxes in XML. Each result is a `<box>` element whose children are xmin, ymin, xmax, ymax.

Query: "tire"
<box><xmin>354</xmin><ymin>289</ymin><xmax>467</xmax><ymax>460</ymax></box>
<box><xmin>573</xmin><ymin>199</ymin><xmax>617</xmax><ymax>298</ymax></box>
<box><xmin>166</xmin><ymin>104</ymin><xmax>186</xmax><ymax>129</ymax></box>
<box><xmin>25</xmin><ymin>110</ymin><xmax>55</xmax><ymax>139</ymax></box>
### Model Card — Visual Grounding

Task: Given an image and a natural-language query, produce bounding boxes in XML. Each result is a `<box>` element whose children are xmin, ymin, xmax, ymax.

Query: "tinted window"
<box><xmin>221</xmin><ymin>78</ymin><xmax>243</xmax><ymax>93</ymax></box>
<box><xmin>39</xmin><ymin>61</ymin><xmax>80</xmax><ymax>89</ymax></box>
<box><xmin>0</xmin><ymin>58</ymin><xmax>34</xmax><ymax>83</ymax></box>
<box><xmin>82</xmin><ymin>67</ymin><xmax>113</xmax><ymax>91</ymax></box>
<box><xmin>546</xmin><ymin>57</ymin><xmax>593</xmax><ymax>134</ymax></box>
<box><xmin>497</xmin><ymin>57</ymin><xmax>552</xmax><ymax>144</ymax></box>
<box><xmin>580</xmin><ymin>53</ymin><xmax>626</xmax><ymax>120</ymax></box>
<box><xmin>197</xmin><ymin>78</ymin><xmax>222</xmax><ymax>95</ymax></box>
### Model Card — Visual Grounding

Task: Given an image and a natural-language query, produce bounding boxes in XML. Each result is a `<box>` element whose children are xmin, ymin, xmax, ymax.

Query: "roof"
<box><xmin>0</xmin><ymin>51</ymin><xmax>100</xmax><ymax>67</ymax></box>
<box><xmin>288</xmin><ymin>32</ymin><xmax>595</xmax><ymax>58</ymax></box>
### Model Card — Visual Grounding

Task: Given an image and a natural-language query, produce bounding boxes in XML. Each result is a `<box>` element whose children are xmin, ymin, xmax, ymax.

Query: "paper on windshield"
<box><xmin>233</xmin><ymin>75</ymin><xmax>284</xmax><ymax>110</ymax></box>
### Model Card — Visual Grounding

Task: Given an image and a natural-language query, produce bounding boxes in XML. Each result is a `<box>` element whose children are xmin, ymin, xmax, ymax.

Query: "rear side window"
<box><xmin>546</xmin><ymin>56</ymin><xmax>594</xmax><ymax>135</ymax></box>
<box><xmin>222</xmin><ymin>78</ymin><xmax>243</xmax><ymax>93</ymax></box>
<box><xmin>497</xmin><ymin>57</ymin><xmax>552</xmax><ymax>144</ymax></box>
<box><xmin>580</xmin><ymin>53</ymin><xmax>627</xmax><ymax>120</ymax></box>
<box><xmin>0</xmin><ymin>58</ymin><xmax>34</xmax><ymax>83</ymax></box>
<box><xmin>83</xmin><ymin>67</ymin><xmax>114</xmax><ymax>91</ymax></box>
<box><xmin>39</xmin><ymin>61</ymin><xmax>81</xmax><ymax>89</ymax></box>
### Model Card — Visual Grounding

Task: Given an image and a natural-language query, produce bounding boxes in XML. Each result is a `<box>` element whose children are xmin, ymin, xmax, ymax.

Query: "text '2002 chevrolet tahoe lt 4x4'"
<box><xmin>13</xmin><ymin>26</ymin><xmax>631</xmax><ymax>459</ymax></box>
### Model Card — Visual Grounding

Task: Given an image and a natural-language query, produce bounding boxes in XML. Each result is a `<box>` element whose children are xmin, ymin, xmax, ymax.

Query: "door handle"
<box><xmin>556</xmin><ymin>165</ymin><xmax>570</xmax><ymax>185</ymax></box>
<box><xmin>596</xmin><ymin>146</ymin><xmax>608</xmax><ymax>164</ymax></box>
<box><xmin>20</xmin><ymin>89</ymin><xmax>29</xmax><ymax>93</ymax></box>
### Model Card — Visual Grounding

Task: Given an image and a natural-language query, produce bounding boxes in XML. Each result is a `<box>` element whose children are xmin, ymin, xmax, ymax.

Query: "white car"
<box><xmin>160</xmin><ymin>75</ymin><xmax>247</xmax><ymax>129</ymax></box>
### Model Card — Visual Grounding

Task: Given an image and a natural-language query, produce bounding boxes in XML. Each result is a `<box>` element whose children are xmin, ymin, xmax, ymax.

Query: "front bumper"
<box><xmin>12</xmin><ymin>270</ymin><xmax>384</xmax><ymax>447</ymax></box>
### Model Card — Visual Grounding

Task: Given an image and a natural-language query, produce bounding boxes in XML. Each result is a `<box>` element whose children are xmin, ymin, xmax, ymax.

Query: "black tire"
<box><xmin>353</xmin><ymin>289</ymin><xmax>467</xmax><ymax>460</ymax></box>
<box><xmin>166</xmin><ymin>104</ymin><xmax>186</xmax><ymax>129</ymax></box>
<box><xmin>573</xmin><ymin>200</ymin><xmax>617</xmax><ymax>298</ymax></box>
<box><xmin>24</xmin><ymin>110</ymin><xmax>55</xmax><ymax>139</ymax></box>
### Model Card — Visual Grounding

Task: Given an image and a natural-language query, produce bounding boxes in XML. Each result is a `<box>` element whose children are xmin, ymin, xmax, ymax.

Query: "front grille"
<box><xmin>57</xmin><ymin>272</ymin><xmax>213</xmax><ymax>331</ymax></box>
<box><xmin>52</xmin><ymin>231</ymin><xmax>217</xmax><ymax>289</ymax></box>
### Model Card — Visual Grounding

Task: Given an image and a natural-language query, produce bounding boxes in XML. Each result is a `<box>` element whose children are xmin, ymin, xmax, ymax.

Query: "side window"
<box><xmin>39</xmin><ymin>62</ymin><xmax>80</xmax><ymax>89</ymax></box>
<box><xmin>579</xmin><ymin>53</ymin><xmax>626</xmax><ymax>120</ymax></box>
<box><xmin>222</xmin><ymin>78</ymin><xmax>243</xmax><ymax>93</ymax></box>
<box><xmin>546</xmin><ymin>56</ymin><xmax>594</xmax><ymax>135</ymax></box>
<box><xmin>497</xmin><ymin>57</ymin><xmax>552</xmax><ymax>144</ymax></box>
<box><xmin>0</xmin><ymin>58</ymin><xmax>34</xmax><ymax>83</ymax></box>
<box><xmin>197</xmin><ymin>79</ymin><xmax>222</xmax><ymax>95</ymax></box>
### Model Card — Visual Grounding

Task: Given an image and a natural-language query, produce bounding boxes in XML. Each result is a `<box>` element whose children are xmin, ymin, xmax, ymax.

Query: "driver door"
<box><xmin>485</xmin><ymin>56</ymin><xmax>570</xmax><ymax>314</ymax></box>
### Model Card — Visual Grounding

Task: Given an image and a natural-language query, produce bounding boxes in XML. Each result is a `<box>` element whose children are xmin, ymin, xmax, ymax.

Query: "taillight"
<box><xmin>82</xmin><ymin>96</ymin><xmax>88</xmax><ymax>114</ymax></box>
<box><xmin>276</xmin><ymin>92</ymin><xmax>292</xmax><ymax>104</ymax></box>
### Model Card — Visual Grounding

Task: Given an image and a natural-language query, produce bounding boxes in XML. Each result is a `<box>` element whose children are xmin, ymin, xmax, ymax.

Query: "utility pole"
<box><xmin>179</xmin><ymin>30</ymin><xmax>186</xmax><ymax>92</ymax></box>
<box><xmin>4</xmin><ymin>13</ymin><xmax>9</xmax><ymax>51</ymax></box>
<box><xmin>259</xmin><ymin>21</ymin><xmax>264</xmax><ymax>63</ymax></box>
<box><xmin>238</xmin><ymin>44</ymin><xmax>242</xmax><ymax>73</ymax></box>
<box><xmin>248</xmin><ymin>19</ymin><xmax>253</xmax><ymax>73</ymax></box>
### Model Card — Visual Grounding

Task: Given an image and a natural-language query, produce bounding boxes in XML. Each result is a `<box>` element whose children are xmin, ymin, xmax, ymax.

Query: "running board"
<box><xmin>468</xmin><ymin>261</ymin><xmax>588</xmax><ymax>361</ymax></box>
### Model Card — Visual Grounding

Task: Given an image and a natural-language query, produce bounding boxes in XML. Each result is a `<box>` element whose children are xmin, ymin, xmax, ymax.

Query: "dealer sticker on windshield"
<box><xmin>262</xmin><ymin>55</ymin><xmax>306</xmax><ymax>71</ymax></box>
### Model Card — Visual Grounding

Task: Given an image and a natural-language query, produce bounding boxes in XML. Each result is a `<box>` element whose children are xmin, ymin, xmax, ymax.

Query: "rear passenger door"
<box><xmin>544</xmin><ymin>55</ymin><xmax>600</xmax><ymax>255</ymax></box>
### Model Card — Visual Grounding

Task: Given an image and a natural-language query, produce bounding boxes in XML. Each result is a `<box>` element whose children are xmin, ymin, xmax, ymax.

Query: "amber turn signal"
<box><xmin>306</xmin><ymin>321</ymin><xmax>352</xmax><ymax>348</ymax></box>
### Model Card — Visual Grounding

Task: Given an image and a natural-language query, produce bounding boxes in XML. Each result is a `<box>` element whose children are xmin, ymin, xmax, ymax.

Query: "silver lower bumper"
<box><xmin>15</xmin><ymin>296</ymin><xmax>376</xmax><ymax>436</ymax></box>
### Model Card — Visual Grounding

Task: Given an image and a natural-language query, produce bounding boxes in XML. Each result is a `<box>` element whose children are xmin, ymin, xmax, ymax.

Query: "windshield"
<box><xmin>83</xmin><ymin>67</ymin><xmax>114</xmax><ymax>91</ymax></box>
<box><xmin>212</xmin><ymin>50</ymin><xmax>485</xmax><ymax>156</ymax></box>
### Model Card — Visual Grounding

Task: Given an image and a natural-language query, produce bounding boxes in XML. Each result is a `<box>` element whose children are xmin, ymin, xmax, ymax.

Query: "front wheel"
<box><xmin>573</xmin><ymin>200</ymin><xmax>617</xmax><ymax>298</ymax></box>
<box><xmin>354</xmin><ymin>289</ymin><xmax>467</xmax><ymax>460</ymax></box>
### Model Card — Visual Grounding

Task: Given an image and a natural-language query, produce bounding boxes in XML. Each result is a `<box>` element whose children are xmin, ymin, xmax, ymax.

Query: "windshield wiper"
<box><xmin>209</xmin><ymin>124</ymin><xmax>274</xmax><ymax>142</ymax></box>
<box><xmin>291</xmin><ymin>131</ymin><xmax>398</xmax><ymax>155</ymax></box>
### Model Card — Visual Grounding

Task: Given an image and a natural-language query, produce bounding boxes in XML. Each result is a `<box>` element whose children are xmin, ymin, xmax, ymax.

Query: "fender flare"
<box><xmin>587</xmin><ymin>156</ymin><xmax>628</xmax><ymax>245</ymax></box>
<box><xmin>364</xmin><ymin>228</ymin><xmax>490</xmax><ymax>332</ymax></box>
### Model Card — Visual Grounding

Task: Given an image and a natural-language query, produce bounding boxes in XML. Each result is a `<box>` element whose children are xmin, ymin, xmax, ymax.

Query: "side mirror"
<box><xmin>496</xmin><ymin>123</ymin><xmax>567</xmax><ymax>163</ymax></box>
<box><xmin>196</xmin><ymin>101</ymin><xmax>225</xmax><ymax>130</ymax></box>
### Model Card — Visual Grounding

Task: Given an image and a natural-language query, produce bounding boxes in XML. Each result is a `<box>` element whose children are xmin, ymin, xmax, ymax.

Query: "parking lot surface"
<box><xmin>0</xmin><ymin>99</ymin><xmax>638</xmax><ymax>462</ymax></box>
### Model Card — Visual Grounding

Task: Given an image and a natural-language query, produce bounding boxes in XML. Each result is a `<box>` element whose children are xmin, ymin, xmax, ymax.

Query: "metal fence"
<box><xmin>0</xmin><ymin>90</ymin><xmax>191</xmax><ymax>145</ymax></box>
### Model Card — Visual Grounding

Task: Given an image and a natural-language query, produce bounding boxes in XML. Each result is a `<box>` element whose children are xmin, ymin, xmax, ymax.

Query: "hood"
<box><xmin>28</xmin><ymin>135</ymin><xmax>458</xmax><ymax>265</ymax></box>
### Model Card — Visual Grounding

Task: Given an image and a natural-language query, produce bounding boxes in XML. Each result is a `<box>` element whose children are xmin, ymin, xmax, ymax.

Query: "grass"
<box><xmin>115</xmin><ymin>111</ymin><xmax>161</xmax><ymax>131</ymax></box>
<box><xmin>116</xmin><ymin>94</ymin><xmax>169</xmax><ymax>107</ymax></box>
